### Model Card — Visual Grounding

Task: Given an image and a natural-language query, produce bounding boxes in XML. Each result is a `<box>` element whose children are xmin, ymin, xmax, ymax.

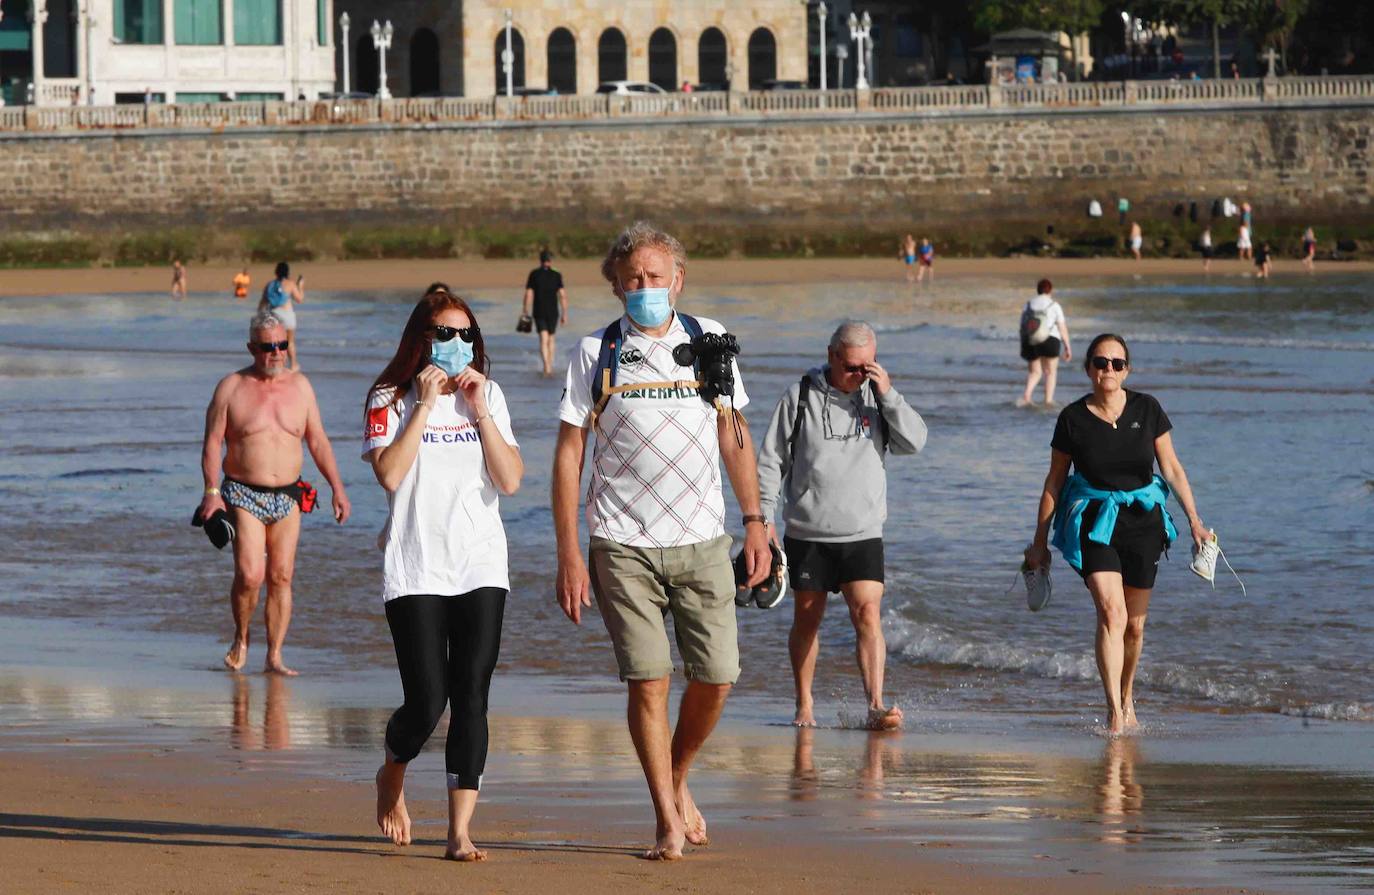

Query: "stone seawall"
<box><xmin>2</xmin><ymin>104</ymin><xmax>1371</xmax><ymax>232</ymax></box>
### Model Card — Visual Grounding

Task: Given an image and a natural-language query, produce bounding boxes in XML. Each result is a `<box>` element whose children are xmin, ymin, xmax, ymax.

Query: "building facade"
<box><xmin>334</xmin><ymin>0</ymin><xmax>808</xmax><ymax>98</ymax></box>
<box><xmin>0</xmin><ymin>0</ymin><xmax>335</xmax><ymax>105</ymax></box>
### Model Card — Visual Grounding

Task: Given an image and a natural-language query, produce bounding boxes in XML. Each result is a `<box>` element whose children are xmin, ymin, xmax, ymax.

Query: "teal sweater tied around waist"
<box><xmin>1051</xmin><ymin>473</ymin><xmax>1179</xmax><ymax>571</ymax></box>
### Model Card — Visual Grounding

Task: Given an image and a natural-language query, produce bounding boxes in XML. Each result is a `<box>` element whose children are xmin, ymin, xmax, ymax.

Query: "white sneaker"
<box><xmin>1190</xmin><ymin>530</ymin><xmax>1247</xmax><ymax>595</ymax></box>
<box><xmin>1020</xmin><ymin>561</ymin><xmax>1052</xmax><ymax>612</ymax></box>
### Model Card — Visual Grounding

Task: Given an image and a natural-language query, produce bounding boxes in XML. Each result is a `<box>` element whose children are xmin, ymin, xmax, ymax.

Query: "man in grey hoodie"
<box><xmin>756</xmin><ymin>321</ymin><xmax>928</xmax><ymax>730</ymax></box>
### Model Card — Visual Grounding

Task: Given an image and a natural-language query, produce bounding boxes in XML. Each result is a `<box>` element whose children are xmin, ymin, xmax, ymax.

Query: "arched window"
<box><xmin>648</xmin><ymin>27</ymin><xmax>676</xmax><ymax>91</ymax></box>
<box><xmin>547</xmin><ymin>27</ymin><xmax>576</xmax><ymax>94</ymax></box>
<box><xmin>748</xmin><ymin>27</ymin><xmax>776</xmax><ymax>89</ymax></box>
<box><xmin>356</xmin><ymin>34</ymin><xmax>379</xmax><ymax>95</ymax></box>
<box><xmin>698</xmin><ymin>27</ymin><xmax>727</xmax><ymax>87</ymax></box>
<box><xmin>410</xmin><ymin>28</ymin><xmax>440</xmax><ymax>95</ymax></box>
<box><xmin>494</xmin><ymin>27</ymin><xmax>526</xmax><ymax>93</ymax></box>
<box><xmin>598</xmin><ymin>27</ymin><xmax>627</xmax><ymax>84</ymax></box>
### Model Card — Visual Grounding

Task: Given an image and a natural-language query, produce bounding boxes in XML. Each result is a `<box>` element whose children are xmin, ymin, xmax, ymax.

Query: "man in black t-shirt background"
<box><xmin>523</xmin><ymin>249</ymin><xmax>569</xmax><ymax>377</ymax></box>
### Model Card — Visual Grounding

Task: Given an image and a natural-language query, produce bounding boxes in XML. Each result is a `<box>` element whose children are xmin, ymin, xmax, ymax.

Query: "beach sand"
<box><xmin>2</xmin><ymin>255</ymin><xmax>1369</xmax><ymax>297</ymax></box>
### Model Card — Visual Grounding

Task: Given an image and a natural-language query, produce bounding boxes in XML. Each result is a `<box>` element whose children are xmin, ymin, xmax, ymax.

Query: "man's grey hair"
<box><xmin>829</xmin><ymin>320</ymin><xmax>876</xmax><ymax>351</ymax></box>
<box><xmin>249</xmin><ymin>311</ymin><xmax>285</xmax><ymax>339</ymax></box>
<box><xmin>600</xmin><ymin>221</ymin><xmax>688</xmax><ymax>284</ymax></box>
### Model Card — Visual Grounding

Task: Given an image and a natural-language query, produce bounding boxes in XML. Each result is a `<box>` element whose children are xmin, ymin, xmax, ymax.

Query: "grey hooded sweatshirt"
<box><xmin>757</xmin><ymin>366</ymin><xmax>927</xmax><ymax>543</ymax></box>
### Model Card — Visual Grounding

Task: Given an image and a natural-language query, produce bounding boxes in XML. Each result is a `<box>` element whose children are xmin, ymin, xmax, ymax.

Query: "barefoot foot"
<box><xmin>791</xmin><ymin>709</ymin><xmax>817</xmax><ymax>728</ymax></box>
<box><xmin>376</xmin><ymin>763</ymin><xmax>412</xmax><ymax>846</ymax></box>
<box><xmin>223</xmin><ymin>640</ymin><xmax>248</xmax><ymax>672</ymax></box>
<box><xmin>264</xmin><ymin>654</ymin><xmax>299</xmax><ymax>677</ymax></box>
<box><xmin>642</xmin><ymin>828</ymin><xmax>685</xmax><ymax>861</ymax></box>
<box><xmin>867</xmin><ymin>705</ymin><xmax>904</xmax><ymax>731</ymax></box>
<box><xmin>676</xmin><ymin>786</ymin><xmax>708</xmax><ymax>846</ymax></box>
<box><xmin>445</xmin><ymin>836</ymin><xmax>488</xmax><ymax>862</ymax></box>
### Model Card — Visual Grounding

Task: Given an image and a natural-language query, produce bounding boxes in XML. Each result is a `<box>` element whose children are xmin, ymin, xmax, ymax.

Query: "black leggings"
<box><xmin>384</xmin><ymin>589</ymin><xmax>506</xmax><ymax>790</ymax></box>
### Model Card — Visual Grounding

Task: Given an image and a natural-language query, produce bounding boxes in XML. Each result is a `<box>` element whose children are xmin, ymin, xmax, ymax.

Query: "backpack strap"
<box><xmin>589</xmin><ymin>317</ymin><xmax>624</xmax><ymax>411</ymax></box>
<box><xmin>869</xmin><ymin>380</ymin><xmax>890</xmax><ymax>454</ymax></box>
<box><xmin>788</xmin><ymin>374</ymin><xmax>811</xmax><ymax>461</ymax></box>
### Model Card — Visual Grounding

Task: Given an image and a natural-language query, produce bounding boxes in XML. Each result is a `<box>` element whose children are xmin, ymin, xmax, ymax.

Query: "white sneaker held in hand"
<box><xmin>1190</xmin><ymin>529</ymin><xmax>1247</xmax><ymax>596</ymax></box>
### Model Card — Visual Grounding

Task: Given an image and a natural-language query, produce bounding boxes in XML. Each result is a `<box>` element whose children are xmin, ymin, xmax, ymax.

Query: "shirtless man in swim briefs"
<box><xmin>197</xmin><ymin>311</ymin><xmax>351</xmax><ymax>675</ymax></box>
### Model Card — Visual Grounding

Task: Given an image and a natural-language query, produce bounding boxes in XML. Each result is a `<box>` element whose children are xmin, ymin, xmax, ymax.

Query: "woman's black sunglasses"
<box><xmin>1090</xmin><ymin>356</ymin><xmax>1128</xmax><ymax>372</ymax></box>
<box><xmin>429</xmin><ymin>324</ymin><xmax>479</xmax><ymax>344</ymax></box>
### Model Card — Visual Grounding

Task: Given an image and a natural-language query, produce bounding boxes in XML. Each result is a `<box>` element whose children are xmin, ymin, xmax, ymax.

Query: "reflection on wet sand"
<box><xmin>1096</xmin><ymin>738</ymin><xmax>1144</xmax><ymax>845</ymax></box>
<box><xmin>230</xmin><ymin>675</ymin><xmax>292</xmax><ymax>752</ymax></box>
<box><xmin>791</xmin><ymin>727</ymin><xmax>903</xmax><ymax>809</ymax></box>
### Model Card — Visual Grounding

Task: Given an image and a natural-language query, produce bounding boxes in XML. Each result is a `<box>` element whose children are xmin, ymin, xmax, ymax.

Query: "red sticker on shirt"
<box><xmin>366</xmin><ymin>406</ymin><xmax>389</xmax><ymax>438</ymax></box>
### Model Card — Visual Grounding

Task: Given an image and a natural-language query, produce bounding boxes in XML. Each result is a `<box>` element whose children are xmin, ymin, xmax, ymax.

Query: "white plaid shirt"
<box><xmin>558</xmin><ymin>313</ymin><xmax>749</xmax><ymax>548</ymax></box>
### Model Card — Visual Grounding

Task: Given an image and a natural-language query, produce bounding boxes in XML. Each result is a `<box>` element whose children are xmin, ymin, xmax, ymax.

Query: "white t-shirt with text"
<box><xmin>362</xmin><ymin>380</ymin><xmax>519</xmax><ymax>602</ymax></box>
<box><xmin>558</xmin><ymin>312</ymin><xmax>749</xmax><ymax>548</ymax></box>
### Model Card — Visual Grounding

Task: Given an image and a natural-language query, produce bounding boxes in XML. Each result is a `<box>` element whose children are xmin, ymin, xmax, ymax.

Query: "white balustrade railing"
<box><xmin>39</xmin><ymin>79</ymin><xmax>81</xmax><ymax>106</ymax></box>
<box><xmin>2</xmin><ymin>76</ymin><xmax>1372</xmax><ymax>134</ymax></box>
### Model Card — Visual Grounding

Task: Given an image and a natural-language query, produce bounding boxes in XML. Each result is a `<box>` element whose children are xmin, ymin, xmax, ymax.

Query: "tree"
<box><xmin>971</xmin><ymin>0</ymin><xmax>1106</xmax><ymax>36</ymax></box>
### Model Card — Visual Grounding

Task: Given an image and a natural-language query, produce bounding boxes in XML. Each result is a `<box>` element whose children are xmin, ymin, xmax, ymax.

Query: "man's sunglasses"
<box><xmin>1090</xmin><ymin>356</ymin><xmax>1129</xmax><ymax>372</ymax></box>
<box><xmin>254</xmin><ymin>340</ymin><xmax>290</xmax><ymax>354</ymax></box>
<box><xmin>841</xmin><ymin>364</ymin><xmax>868</xmax><ymax>374</ymax></box>
<box><xmin>428</xmin><ymin>324</ymin><xmax>479</xmax><ymax>344</ymax></box>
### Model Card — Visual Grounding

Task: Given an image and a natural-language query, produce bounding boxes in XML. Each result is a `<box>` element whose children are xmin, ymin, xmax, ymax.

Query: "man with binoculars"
<box><xmin>552</xmin><ymin>221</ymin><xmax>770</xmax><ymax>861</ymax></box>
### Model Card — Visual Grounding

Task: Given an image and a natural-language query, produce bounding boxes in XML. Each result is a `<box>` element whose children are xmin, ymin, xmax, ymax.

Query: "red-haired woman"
<box><xmin>363</xmin><ymin>284</ymin><xmax>523</xmax><ymax>861</ymax></box>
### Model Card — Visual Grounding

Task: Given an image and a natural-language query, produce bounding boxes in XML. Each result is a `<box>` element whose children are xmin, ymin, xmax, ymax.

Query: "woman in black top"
<box><xmin>1024</xmin><ymin>334</ymin><xmax>1210</xmax><ymax>736</ymax></box>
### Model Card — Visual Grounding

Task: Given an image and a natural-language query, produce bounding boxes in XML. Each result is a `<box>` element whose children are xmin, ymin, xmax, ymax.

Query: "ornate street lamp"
<box><xmin>834</xmin><ymin>42</ymin><xmax>848</xmax><ymax>90</ymax></box>
<box><xmin>370</xmin><ymin>19</ymin><xmax>393</xmax><ymax>100</ymax></box>
<box><xmin>501</xmin><ymin>9</ymin><xmax>514</xmax><ymax>98</ymax></box>
<box><xmin>817</xmin><ymin>2</ymin><xmax>828</xmax><ymax>91</ymax></box>
<box><xmin>339</xmin><ymin>11</ymin><xmax>351</xmax><ymax>94</ymax></box>
<box><xmin>848</xmin><ymin>10</ymin><xmax>871</xmax><ymax>90</ymax></box>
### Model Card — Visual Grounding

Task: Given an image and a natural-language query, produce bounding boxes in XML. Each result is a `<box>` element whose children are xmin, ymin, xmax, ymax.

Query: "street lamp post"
<box><xmin>834</xmin><ymin>43</ymin><xmax>848</xmax><ymax>90</ymax></box>
<box><xmin>339</xmin><ymin>12</ymin><xmax>351</xmax><ymax>94</ymax></box>
<box><xmin>370</xmin><ymin>19</ymin><xmax>393</xmax><ymax>99</ymax></box>
<box><xmin>817</xmin><ymin>2</ymin><xmax>828</xmax><ymax>91</ymax></box>
<box><xmin>501</xmin><ymin>9</ymin><xmax>514</xmax><ymax>98</ymax></box>
<box><xmin>848</xmin><ymin>10</ymin><xmax>871</xmax><ymax>90</ymax></box>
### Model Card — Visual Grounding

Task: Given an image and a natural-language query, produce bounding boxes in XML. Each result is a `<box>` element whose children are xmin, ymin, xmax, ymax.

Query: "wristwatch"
<box><xmin>742</xmin><ymin>514</ymin><xmax>767</xmax><ymax>527</ymax></box>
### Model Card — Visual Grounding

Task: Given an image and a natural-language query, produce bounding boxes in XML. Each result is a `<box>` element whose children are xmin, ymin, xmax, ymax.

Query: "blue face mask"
<box><xmin>430</xmin><ymin>338</ymin><xmax>474</xmax><ymax>377</ymax></box>
<box><xmin>623</xmin><ymin>284</ymin><xmax>674</xmax><ymax>328</ymax></box>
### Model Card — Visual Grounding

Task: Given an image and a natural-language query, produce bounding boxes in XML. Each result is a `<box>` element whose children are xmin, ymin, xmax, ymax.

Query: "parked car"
<box><xmin>595</xmin><ymin>81</ymin><xmax>667</xmax><ymax>95</ymax></box>
<box><xmin>512</xmin><ymin>86</ymin><xmax>559</xmax><ymax>97</ymax></box>
<box><xmin>691</xmin><ymin>81</ymin><xmax>730</xmax><ymax>92</ymax></box>
<box><xmin>760</xmin><ymin>79</ymin><xmax>808</xmax><ymax>91</ymax></box>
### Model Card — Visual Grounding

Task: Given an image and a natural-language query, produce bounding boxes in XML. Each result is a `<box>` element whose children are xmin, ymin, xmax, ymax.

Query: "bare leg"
<box><xmin>286</xmin><ymin>328</ymin><xmax>299</xmax><ymax>371</ymax></box>
<box><xmin>1020</xmin><ymin>361</ymin><xmax>1042</xmax><ymax>406</ymax></box>
<box><xmin>788</xmin><ymin>589</ymin><xmax>828</xmax><ymax>727</ymax></box>
<box><xmin>844</xmin><ymin>581</ymin><xmax>901</xmax><ymax>730</ymax></box>
<box><xmin>262</xmin><ymin>508</ymin><xmax>301</xmax><ymax>676</ymax></box>
<box><xmin>225</xmin><ymin>509</ymin><xmax>266</xmax><ymax>671</ymax></box>
<box><xmin>672</xmin><ymin>680</ymin><xmax>731</xmax><ymax>846</ymax></box>
<box><xmin>1042</xmin><ymin>357</ymin><xmax>1060</xmax><ymax>405</ymax></box>
<box><xmin>375</xmin><ymin>754</ymin><xmax>412</xmax><ymax>846</ymax></box>
<box><xmin>1119</xmin><ymin>585</ymin><xmax>1152</xmax><ymax>731</ymax></box>
<box><xmin>445</xmin><ymin>787</ymin><xmax>487</xmax><ymax>861</ymax></box>
<box><xmin>1087</xmin><ymin>572</ymin><xmax>1129</xmax><ymax>735</ymax></box>
<box><xmin>627</xmin><ymin>678</ymin><xmax>685</xmax><ymax>860</ymax></box>
<box><xmin>539</xmin><ymin>332</ymin><xmax>556</xmax><ymax>376</ymax></box>
<box><xmin>263</xmin><ymin>673</ymin><xmax>291</xmax><ymax>750</ymax></box>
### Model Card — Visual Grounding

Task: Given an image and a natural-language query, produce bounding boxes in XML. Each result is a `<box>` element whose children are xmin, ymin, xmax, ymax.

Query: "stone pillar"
<box><xmin>1123</xmin><ymin>80</ymin><xmax>1137</xmax><ymax>103</ymax></box>
<box><xmin>30</xmin><ymin>0</ymin><xmax>47</xmax><ymax>104</ymax></box>
<box><xmin>527</xmin><ymin>30</ymin><xmax>546</xmax><ymax>92</ymax></box>
<box><xmin>680</xmin><ymin>34</ymin><xmax>698</xmax><ymax>88</ymax></box>
<box><xmin>224</xmin><ymin>0</ymin><xmax>235</xmax><ymax>48</ymax></box>
<box><xmin>576</xmin><ymin>26</ymin><xmax>597</xmax><ymax>94</ymax></box>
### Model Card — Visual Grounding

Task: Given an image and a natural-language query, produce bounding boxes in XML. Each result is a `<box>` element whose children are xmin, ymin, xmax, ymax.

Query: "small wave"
<box><xmin>56</xmin><ymin>467</ymin><xmax>160</xmax><ymax>479</ymax></box>
<box><xmin>869</xmin><ymin>322</ymin><xmax>931</xmax><ymax>335</ymax></box>
<box><xmin>1279</xmin><ymin>703</ymin><xmax>1374</xmax><ymax>722</ymax></box>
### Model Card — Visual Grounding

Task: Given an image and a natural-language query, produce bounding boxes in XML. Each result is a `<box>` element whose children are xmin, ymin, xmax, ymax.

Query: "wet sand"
<box><xmin>2</xmin><ymin>255</ymin><xmax>1369</xmax><ymax>297</ymax></box>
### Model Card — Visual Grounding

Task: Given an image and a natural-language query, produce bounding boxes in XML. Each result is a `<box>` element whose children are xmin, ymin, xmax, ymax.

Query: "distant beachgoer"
<box><xmin>522</xmin><ymin>249</ymin><xmax>568</xmax><ymax>378</ymax></box>
<box><xmin>1088</xmin><ymin>198</ymin><xmax>1103</xmax><ymax>218</ymax></box>
<box><xmin>232</xmin><ymin>268</ymin><xmax>251</xmax><ymax>300</ymax></box>
<box><xmin>1117</xmin><ymin>197</ymin><xmax>1130</xmax><ymax>226</ymax></box>
<box><xmin>1128</xmin><ymin>222</ymin><xmax>1143</xmax><ymax>261</ymax></box>
<box><xmin>364</xmin><ymin>285</ymin><xmax>523</xmax><ymax>861</ymax></box>
<box><xmin>755</xmin><ymin>322</ymin><xmax>928</xmax><ymax>732</ymax></box>
<box><xmin>259</xmin><ymin>261</ymin><xmax>305</xmax><ymax>371</ymax></box>
<box><xmin>171</xmin><ymin>260</ymin><xmax>188</xmax><ymax>301</ymax></box>
<box><xmin>1237</xmin><ymin>223</ymin><xmax>1252</xmax><ymax>260</ymax></box>
<box><xmin>1024</xmin><ymin>333</ymin><xmax>1211</xmax><ymax>736</ymax></box>
<box><xmin>916</xmin><ymin>237</ymin><xmax>934</xmax><ymax>282</ymax></box>
<box><xmin>1240</xmin><ymin>201</ymin><xmax>1252</xmax><ymax>228</ymax></box>
<box><xmin>1255</xmin><ymin>241</ymin><xmax>1272</xmax><ymax>279</ymax></box>
<box><xmin>198</xmin><ymin>311</ymin><xmax>351</xmax><ymax>676</ymax></box>
<box><xmin>1019</xmin><ymin>278</ymin><xmax>1072</xmax><ymax>406</ymax></box>
<box><xmin>900</xmin><ymin>233</ymin><xmax>917</xmax><ymax>282</ymax></box>
<box><xmin>1200</xmin><ymin>227</ymin><xmax>1214</xmax><ymax>272</ymax></box>
<box><xmin>681</xmin><ymin>81</ymin><xmax>694</xmax><ymax>93</ymax></box>
<box><xmin>1302</xmin><ymin>227</ymin><xmax>1316</xmax><ymax>272</ymax></box>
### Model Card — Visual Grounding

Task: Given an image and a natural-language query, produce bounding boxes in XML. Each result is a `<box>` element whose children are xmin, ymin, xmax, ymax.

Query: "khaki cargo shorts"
<box><xmin>588</xmin><ymin>534</ymin><xmax>739</xmax><ymax>685</ymax></box>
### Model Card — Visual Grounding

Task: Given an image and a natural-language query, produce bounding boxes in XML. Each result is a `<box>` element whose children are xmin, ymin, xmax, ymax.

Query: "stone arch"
<box><xmin>494</xmin><ymin>26</ymin><xmax>526</xmax><ymax>93</ymax></box>
<box><xmin>648</xmin><ymin>27</ymin><xmax>677</xmax><ymax>91</ymax></box>
<box><xmin>747</xmin><ymin>27</ymin><xmax>776</xmax><ymax>89</ymax></box>
<box><xmin>698</xmin><ymin>27</ymin><xmax>728</xmax><ymax>87</ymax></box>
<box><xmin>356</xmin><ymin>34</ymin><xmax>379</xmax><ymax>95</ymax></box>
<box><xmin>547</xmin><ymin>26</ymin><xmax>576</xmax><ymax>94</ymax></box>
<box><xmin>409</xmin><ymin>28</ymin><xmax>440</xmax><ymax>95</ymax></box>
<box><xmin>597</xmin><ymin>27</ymin><xmax>627</xmax><ymax>84</ymax></box>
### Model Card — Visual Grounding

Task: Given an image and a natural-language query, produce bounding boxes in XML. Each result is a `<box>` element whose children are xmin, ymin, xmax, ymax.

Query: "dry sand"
<box><xmin>2</xmin><ymin>255</ymin><xmax>1368</xmax><ymax>298</ymax></box>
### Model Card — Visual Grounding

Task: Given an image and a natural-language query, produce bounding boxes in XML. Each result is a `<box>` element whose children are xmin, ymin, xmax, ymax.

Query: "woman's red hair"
<box><xmin>368</xmin><ymin>283</ymin><xmax>489</xmax><ymax>408</ymax></box>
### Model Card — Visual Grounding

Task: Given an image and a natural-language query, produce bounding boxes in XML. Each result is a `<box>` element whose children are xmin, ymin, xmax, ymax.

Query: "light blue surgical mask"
<box><xmin>430</xmin><ymin>338</ymin><xmax>474</xmax><ymax>377</ymax></box>
<box><xmin>623</xmin><ymin>282</ymin><xmax>674</xmax><ymax>328</ymax></box>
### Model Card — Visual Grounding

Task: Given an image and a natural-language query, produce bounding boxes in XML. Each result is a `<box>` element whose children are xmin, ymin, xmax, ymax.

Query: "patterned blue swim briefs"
<box><xmin>222</xmin><ymin>478</ymin><xmax>298</xmax><ymax>525</ymax></box>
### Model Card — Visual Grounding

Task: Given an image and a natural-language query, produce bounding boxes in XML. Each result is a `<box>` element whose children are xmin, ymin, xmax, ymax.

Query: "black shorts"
<box><xmin>1077</xmin><ymin>501</ymin><xmax>1167</xmax><ymax>590</ymax></box>
<box><xmin>1021</xmin><ymin>336</ymin><xmax>1061</xmax><ymax>362</ymax></box>
<box><xmin>1201</xmin><ymin>245</ymin><xmax>1214</xmax><ymax>258</ymax></box>
<box><xmin>784</xmin><ymin>537</ymin><xmax>884</xmax><ymax>594</ymax></box>
<box><xmin>534</xmin><ymin>314</ymin><xmax>558</xmax><ymax>334</ymax></box>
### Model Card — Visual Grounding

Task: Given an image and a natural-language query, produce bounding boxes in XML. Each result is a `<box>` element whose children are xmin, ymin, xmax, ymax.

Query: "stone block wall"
<box><xmin>1</xmin><ymin>105</ymin><xmax>1370</xmax><ymax>232</ymax></box>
